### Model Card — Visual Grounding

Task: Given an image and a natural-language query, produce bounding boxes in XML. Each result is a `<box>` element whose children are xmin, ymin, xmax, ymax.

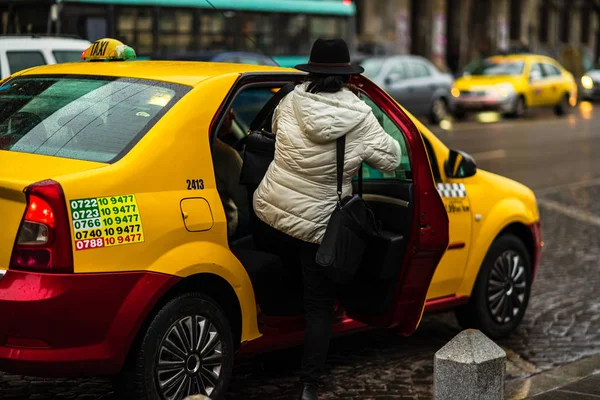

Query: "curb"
<box><xmin>506</xmin><ymin>354</ymin><xmax>600</xmax><ymax>399</ymax></box>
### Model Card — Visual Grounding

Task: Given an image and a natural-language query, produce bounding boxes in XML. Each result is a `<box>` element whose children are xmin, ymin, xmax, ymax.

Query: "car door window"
<box><xmin>410</xmin><ymin>61</ymin><xmax>432</xmax><ymax>78</ymax></box>
<box><xmin>6</xmin><ymin>51</ymin><xmax>47</xmax><ymax>74</ymax></box>
<box><xmin>385</xmin><ymin>63</ymin><xmax>406</xmax><ymax>84</ymax></box>
<box><xmin>541</xmin><ymin>63</ymin><xmax>561</xmax><ymax>77</ymax></box>
<box><xmin>53</xmin><ymin>50</ymin><xmax>86</xmax><ymax>63</ymax></box>
<box><xmin>529</xmin><ymin>63</ymin><xmax>544</xmax><ymax>81</ymax></box>
<box><xmin>359</xmin><ymin>94</ymin><xmax>411</xmax><ymax>180</ymax></box>
<box><xmin>229</xmin><ymin>87</ymin><xmax>275</xmax><ymax>133</ymax></box>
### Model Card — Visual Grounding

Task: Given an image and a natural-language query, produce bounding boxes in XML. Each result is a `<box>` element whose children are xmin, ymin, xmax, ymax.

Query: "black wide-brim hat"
<box><xmin>295</xmin><ymin>38</ymin><xmax>364</xmax><ymax>75</ymax></box>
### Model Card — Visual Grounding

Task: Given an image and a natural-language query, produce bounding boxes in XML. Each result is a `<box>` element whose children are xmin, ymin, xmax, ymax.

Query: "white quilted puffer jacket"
<box><xmin>253</xmin><ymin>82</ymin><xmax>402</xmax><ymax>244</ymax></box>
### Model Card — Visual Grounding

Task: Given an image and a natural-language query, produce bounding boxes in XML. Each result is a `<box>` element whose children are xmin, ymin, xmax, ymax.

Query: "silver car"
<box><xmin>359</xmin><ymin>55</ymin><xmax>454</xmax><ymax>124</ymax></box>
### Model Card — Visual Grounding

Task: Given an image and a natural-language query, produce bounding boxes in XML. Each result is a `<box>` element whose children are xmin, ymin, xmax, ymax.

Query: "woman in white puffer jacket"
<box><xmin>253</xmin><ymin>38</ymin><xmax>401</xmax><ymax>400</ymax></box>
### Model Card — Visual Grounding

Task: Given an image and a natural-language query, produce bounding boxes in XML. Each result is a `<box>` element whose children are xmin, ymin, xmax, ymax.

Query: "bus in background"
<box><xmin>0</xmin><ymin>0</ymin><xmax>356</xmax><ymax>67</ymax></box>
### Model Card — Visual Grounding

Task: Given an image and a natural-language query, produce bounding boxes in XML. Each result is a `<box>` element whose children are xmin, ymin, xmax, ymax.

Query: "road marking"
<box><xmin>556</xmin><ymin>390</ymin><xmax>600</xmax><ymax>398</ymax></box>
<box><xmin>470</xmin><ymin>149</ymin><xmax>507</xmax><ymax>161</ymax></box>
<box><xmin>537</xmin><ymin>198</ymin><xmax>600</xmax><ymax>227</ymax></box>
<box><xmin>431</xmin><ymin>116</ymin><xmax>583</xmax><ymax>133</ymax></box>
<box><xmin>536</xmin><ymin>176</ymin><xmax>600</xmax><ymax>196</ymax></box>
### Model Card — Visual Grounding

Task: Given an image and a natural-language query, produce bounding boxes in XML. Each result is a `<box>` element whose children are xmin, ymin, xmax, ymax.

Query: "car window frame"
<box><xmin>385</xmin><ymin>61</ymin><xmax>407</xmax><ymax>84</ymax></box>
<box><xmin>421</xmin><ymin>133</ymin><xmax>442</xmax><ymax>183</ymax></box>
<box><xmin>357</xmin><ymin>91</ymin><xmax>413</xmax><ymax>181</ymax></box>
<box><xmin>541</xmin><ymin>62</ymin><xmax>561</xmax><ymax>77</ymax></box>
<box><xmin>409</xmin><ymin>60</ymin><xmax>433</xmax><ymax>79</ymax></box>
<box><xmin>52</xmin><ymin>50</ymin><xmax>86</xmax><ymax>64</ymax></box>
<box><xmin>529</xmin><ymin>62</ymin><xmax>545</xmax><ymax>81</ymax></box>
<box><xmin>209</xmin><ymin>73</ymin><xmax>304</xmax><ymax>149</ymax></box>
<box><xmin>0</xmin><ymin>74</ymin><xmax>191</xmax><ymax>164</ymax></box>
<box><xmin>6</xmin><ymin>50</ymin><xmax>47</xmax><ymax>74</ymax></box>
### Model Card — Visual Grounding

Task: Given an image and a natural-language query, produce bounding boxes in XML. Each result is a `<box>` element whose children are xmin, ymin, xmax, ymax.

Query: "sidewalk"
<box><xmin>506</xmin><ymin>354</ymin><xmax>600</xmax><ymax>399</ymax></box>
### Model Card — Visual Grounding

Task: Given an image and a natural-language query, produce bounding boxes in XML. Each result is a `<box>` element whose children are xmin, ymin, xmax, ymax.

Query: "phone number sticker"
<box><xmin>69</xmin><ymin>195</ymin><xmax>145</xmax><ymax>250</ymax></box>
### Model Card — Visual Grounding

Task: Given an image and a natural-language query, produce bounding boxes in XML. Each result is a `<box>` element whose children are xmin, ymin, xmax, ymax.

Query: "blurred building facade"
<box><xmin>355</xmin><ymin>0</ymin><xmax>599</xmax><ymax>76</ymax></box>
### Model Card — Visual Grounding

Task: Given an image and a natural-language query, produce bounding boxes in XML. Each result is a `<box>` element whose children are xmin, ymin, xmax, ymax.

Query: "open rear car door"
<box><xmin>337</xmin><ymin>75</ymin><xmax>450</xmax><ymax>336</ymax></box>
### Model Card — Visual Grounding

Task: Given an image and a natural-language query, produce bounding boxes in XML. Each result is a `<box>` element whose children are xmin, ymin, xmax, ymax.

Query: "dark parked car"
<box><xmin>581</xmin><ymin>66</ymin><xmax>600</xmax><ymax>101</ymax></box>
<box><xmin>359</xmin><ymin>55</ymin><xmax>454</xmax><ymax>124</ymax></box>
<box><xmin>151</xmin><ymin>51</ymin><xmax>278</xmax><ymax>66</ymax></box>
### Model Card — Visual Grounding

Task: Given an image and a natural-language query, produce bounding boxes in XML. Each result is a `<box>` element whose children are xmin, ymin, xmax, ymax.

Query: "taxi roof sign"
<box><xmin>82</xmin><ymin>38</ymin><xmax>136</xmax><ymax>62</ymax></box>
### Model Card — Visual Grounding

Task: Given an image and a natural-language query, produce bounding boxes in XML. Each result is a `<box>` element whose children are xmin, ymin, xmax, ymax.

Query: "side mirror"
<box><xmin>444</xmin><ymin>149</ymin><xmax>477</xmax><ymax>179</ymax></box>
<box><xmin>529</xmin><ymin>70</ymin><xmax>542</xmax><ymax>82</ymax></box>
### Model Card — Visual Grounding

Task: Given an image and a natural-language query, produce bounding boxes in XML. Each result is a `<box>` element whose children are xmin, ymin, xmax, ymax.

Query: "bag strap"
<box><xmin>358</xmin><ymin>162</ymin><xmax>363</xmax><ymax>197</ymax></box>
<box><xmin>336</xmin><ymin>135</ymin><xmax>345</xmax><ymax>204</ymax></box>
<box><xmin>249</xmin><ymin>82</ymin><xmax>297</xmax><ymax>132</ymax></box>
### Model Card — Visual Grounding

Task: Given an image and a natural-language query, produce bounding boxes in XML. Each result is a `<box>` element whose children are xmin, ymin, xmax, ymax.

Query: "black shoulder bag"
<box><xmin>315</xmin><ymin>135</ymin><xmax>380</xmax><ymax>285</ymax></box>
<box><xmin>238</xmin><ymin>82</ymin><xmax>297</xmax><ymax>186</ymax></box>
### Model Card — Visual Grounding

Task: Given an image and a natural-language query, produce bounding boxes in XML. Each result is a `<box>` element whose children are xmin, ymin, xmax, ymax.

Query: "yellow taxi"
<box><xmin>452</xmin><ymin>54</ymin><xmax>577</xmax><ymax>118</ymax></box>
<box><xmin>0</xmin><ymin>39</ymin><xmax>541</xmax><ymax>399</ymax></box>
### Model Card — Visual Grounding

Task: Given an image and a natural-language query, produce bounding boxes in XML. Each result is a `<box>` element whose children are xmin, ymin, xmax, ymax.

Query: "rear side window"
<box><xmin>53</xmin><ymin>50</ymin><xmax>85</xmax><ymax>63</ymax></box>
<box><xmin>409</xmin><ymin>61</ymin><xmax>432</xmax><ymax>78</ymax></box>
<box><xmin>0</xmin><ymin>76</ymin><xmax>188</xmax><ymax>162</ymax></box>
<box><xmin>7</xmin><ymin>51</ymin><xmax>47</xmax><ymax>74</ymax></box>
<box><xmin>541</xmin><ymin>63</ymin><xmax>561</xmax><ymax>77</ymax></box>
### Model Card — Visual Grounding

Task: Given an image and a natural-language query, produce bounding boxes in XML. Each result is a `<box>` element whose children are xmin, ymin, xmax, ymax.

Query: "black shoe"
<box><xmin>298</xmin><ymin>384</ymin><xmax>318</xmax><ymax>400</ymax></box>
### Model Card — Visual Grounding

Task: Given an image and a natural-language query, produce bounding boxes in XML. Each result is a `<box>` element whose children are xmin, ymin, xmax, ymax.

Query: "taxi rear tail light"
<box><xmin>10</xmin><ymin>180</ymin><xmax>73</xmax><ymax>273</ymax></box>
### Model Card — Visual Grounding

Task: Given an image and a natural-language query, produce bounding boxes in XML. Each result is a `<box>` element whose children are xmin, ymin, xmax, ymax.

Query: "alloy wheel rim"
<box><xmin>487</xmin><ymin>250</ymin><xmax>527</xmax><ymax>324</ymax></box>
<box><xmin>156</xmin><ymin>315</ymin><xmax>223</xmax><ymax>400</ymax></box>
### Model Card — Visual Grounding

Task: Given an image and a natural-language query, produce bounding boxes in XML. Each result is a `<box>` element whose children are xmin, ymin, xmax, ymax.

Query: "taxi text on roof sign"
<box><xmin>81</xmin><ymin>38</ymin><xmax>136</xmax><ymax>62</ymax></box>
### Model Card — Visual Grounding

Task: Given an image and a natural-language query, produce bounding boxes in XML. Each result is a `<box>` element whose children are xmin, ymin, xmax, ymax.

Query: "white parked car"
<box><xmin>0</xmin><ymin>35</ymin><xmax>91</xmax><ymax>79</ymax></box>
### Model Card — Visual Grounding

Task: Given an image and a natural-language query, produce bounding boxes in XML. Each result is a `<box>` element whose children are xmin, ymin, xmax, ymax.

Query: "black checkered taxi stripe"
<box><xmin>437</xmin><ymin>183</ymin><xmax>467</xmax><ymax>198</ymax></box>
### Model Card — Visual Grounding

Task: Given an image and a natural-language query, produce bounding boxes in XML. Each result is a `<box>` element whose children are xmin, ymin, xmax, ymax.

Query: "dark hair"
<box><xmin>306</xmin><ymin>73</ymin><xmax>349</xmax><ymax>94</ymax></box>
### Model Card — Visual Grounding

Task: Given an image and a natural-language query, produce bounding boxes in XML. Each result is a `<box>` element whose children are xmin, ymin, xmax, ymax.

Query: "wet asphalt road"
<box><xmin>433</xmin><ymin>102</ymin><xmax>600</xmax><ymax>190</ymax></box>
<box><xmin>2</xmin><ymin>104</ymin><xmax>600</xmax><ymax>399</ymax></box>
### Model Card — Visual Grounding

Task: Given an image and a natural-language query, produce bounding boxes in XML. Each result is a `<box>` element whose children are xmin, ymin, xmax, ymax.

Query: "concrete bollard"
<box><xmin>434</xmin><ymin>329</ymin><xmax>506</xmax><ymax>400</ymax></box>
<box><xmin>184</xmin><ymin>395</ymin><xmax>211</xmax><ymax>400</ymax></box>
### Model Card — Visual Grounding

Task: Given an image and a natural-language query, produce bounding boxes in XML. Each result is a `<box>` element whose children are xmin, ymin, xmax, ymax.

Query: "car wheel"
<box><xmin>452</xmin><ymin>109</ymin><xmax>467</xmax><ymax>120</ymax></box>
<box><xmin>506</xmin><ymin>96</ymin><xmax>526</xmax><ymax>118</ymax></box>
<box><xmin>455</xmin><ymin>234</ymin><xmax>532</xmax><ymax>339</ymax></box>
<box><xmin>554</xmin><ymin>93</ymin><xmax>572</xmax><ymax>115</ymax></box>
<box><xmin>430</xmin><ymin>97</ymin><xmax>448</xmax><ymax>124</ymax></box>
<box><xmin>117</xmin><ymin>293</ymin><xmax>235</xmax><ymax>400</ymax></box>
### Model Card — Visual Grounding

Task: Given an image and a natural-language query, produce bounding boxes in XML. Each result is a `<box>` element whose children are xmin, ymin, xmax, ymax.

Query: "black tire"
<box><xmin>452</xmin><ymin>109</ymin><xmax>467</xmax><ymax>120</ymax></box>
<box><xmin>506</xmin><ymin>95</ymin><xmax>526</xmax><ymax>118</ymax></box>
<box><xmin>455</xmin><ymin>234</ymin><xmax>532</xmax><ymax>339</ymax></box>
<box><xmin>554</xmin><ymin>93</ymin><xmax>572</xmax><ymax>116</ymax></box>
<box><xmin>429</xmin><ymin>97</ymin><xmax>448</xmax><ymax>124</ymax></box>
<box><xmin>116</xmin><ymin>293</ymin><xmax>235</xmax><ymax>400</ymax></box>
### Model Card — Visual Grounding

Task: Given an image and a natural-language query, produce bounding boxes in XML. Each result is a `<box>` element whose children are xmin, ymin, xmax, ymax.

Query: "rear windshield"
<box><xmin>0</xmin><ymin>76</ymin><xmax>188</xmax><ymax>162</ymax></box>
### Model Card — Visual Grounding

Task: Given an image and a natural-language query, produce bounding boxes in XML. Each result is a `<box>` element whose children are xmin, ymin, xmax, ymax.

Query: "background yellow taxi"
<box><xmin>452</xmin><ymin>54</ymin><xmax>577</xmax><ymax>119</ymax></box>
<box><xmin>0</xmin><ymin>39</ymin><xmax>540</xmax><ymax>400</ymax></box>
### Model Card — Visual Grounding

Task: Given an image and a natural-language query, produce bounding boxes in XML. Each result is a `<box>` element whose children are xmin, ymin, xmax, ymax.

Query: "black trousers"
<box><xmin>255</xmin><ymin>220</ymin><xmax>336</xmax><ymax>386</ymax></box>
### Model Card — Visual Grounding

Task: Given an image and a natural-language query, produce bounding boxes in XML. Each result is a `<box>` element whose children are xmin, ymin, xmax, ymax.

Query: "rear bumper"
<box><xmin>0</xmin><ymin>270</ymin><xmax>180</xmax><ymax>377</ymax></box>
<box><xmin>581</xmin><ymin>87</ymin><xmax>600</xmax><ymax>100</ymax></box>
